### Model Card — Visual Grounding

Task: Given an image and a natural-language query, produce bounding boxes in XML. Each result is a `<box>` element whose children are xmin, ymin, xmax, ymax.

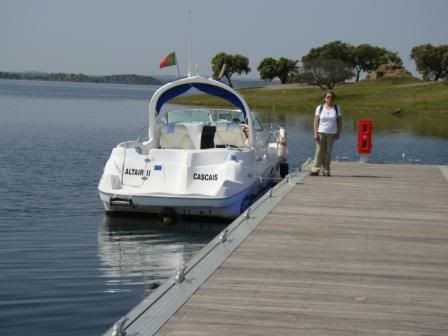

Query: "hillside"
<box><xmin>0</xmin><ymin>71</ymin><xmax>163</xmax><ymax>85</ymax></box>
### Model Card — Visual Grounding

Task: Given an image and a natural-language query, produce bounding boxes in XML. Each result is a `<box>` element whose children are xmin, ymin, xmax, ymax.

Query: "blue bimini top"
<box><xmin>155</xmin><ymin>82</ymin><xmax>247</xmax><ymax>117</ymax></box>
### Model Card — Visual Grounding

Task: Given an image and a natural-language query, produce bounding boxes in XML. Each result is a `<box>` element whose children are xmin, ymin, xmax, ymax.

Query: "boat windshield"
<box><xmin>163</xmin><ymin>109</ymin><xmax>247</xmax><ymax>125</ymax></box>
<box><xmin>160</xmin><ymin>108</ymin><xmax>265</xmax><ymax>131</ymax></box>
<box><xmin>164</xmin><ymin>109</ymin><xmax>212</xmax><ymax>124</ymax></box>
<box><xmin>210</xmin><ymin>109</ymin><xmax>246</xmax><ymax>123</ymax></box>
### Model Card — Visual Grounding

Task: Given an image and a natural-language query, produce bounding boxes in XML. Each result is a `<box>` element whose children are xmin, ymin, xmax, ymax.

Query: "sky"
<box><xmin>1</xmin><ymin>0</ymin><xmax>447</xmax><ymax>78</ymax></box>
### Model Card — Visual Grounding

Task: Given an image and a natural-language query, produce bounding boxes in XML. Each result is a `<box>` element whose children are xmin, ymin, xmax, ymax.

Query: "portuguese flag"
<box><xmin>159</xmin><ymin>52</ymin><xmax>177</xmax><ymax>68</ymax></box>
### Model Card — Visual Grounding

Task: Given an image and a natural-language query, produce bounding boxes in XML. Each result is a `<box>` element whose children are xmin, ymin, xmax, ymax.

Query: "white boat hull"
<box><xmin>99</xmin><ymin>180</ymin><xmax>262</xmax><ymax>218</ymax></box>
<box><xmin>98</xmin><ymin>146</ymin><xmax>279</xmax><ymax>218</ymax></box>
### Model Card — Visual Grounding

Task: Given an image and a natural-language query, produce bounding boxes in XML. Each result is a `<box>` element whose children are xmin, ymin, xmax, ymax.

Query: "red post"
<box><xmin>357</xmin><ymin>119</ymin><xmax>373</xmax><ymax>156</ymax></box>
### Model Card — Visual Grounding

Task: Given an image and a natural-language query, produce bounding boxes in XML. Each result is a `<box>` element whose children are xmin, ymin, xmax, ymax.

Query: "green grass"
<box><xmin>172</xmin><ymin>78</ymin><xmax>448</xmax><ymax>137</ymax></box>
<box><xmin>173</xmin><ymin>77</ymin><xmax>447</xmax><ymax>115</ymax></box>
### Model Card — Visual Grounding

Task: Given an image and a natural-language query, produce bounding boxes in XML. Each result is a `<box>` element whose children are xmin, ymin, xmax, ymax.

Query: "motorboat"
<box><xmin>98</xmin><ymin>75</ymin><xmax>288</xmax><ymax>218</ymax></box>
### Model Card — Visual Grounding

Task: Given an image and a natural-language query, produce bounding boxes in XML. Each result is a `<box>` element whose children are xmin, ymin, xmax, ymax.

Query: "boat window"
<box><xmin>160</xmin><ymin>109</ymin><xmax>263</xmax><ymax>131</ymax></box>
<box><xmin>252</xmin><ymin>113</ymin><xmax>264</xmax><ymax>131</ymax></box>
<box><xmin>208</xmin><ymin>109</ymin><xmax>245</xmax><ymax>123</ymax></box>
<box><xmin>165</xmin><ymin>109</ymin><xmax>212</xmax><ymax>124</ymax></box>
<box><xmin>229</xmin><ymin>110</ymin><xmax>246</xmax><ymax>124</ymax></box>
<box><xmin>209</xmin><ymin>109</ymin><xmax>232</xmax><ymax>122</ymax></box>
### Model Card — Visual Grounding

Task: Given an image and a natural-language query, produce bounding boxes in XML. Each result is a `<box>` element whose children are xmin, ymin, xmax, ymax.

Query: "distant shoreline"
<box><xmin>0</xmin><ymin>71</ymin><xmax>163</xmax><ymax>86</ymax></box>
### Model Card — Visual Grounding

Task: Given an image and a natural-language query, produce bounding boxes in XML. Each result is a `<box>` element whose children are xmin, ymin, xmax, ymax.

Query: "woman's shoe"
<box><xmin>309</xmin><ymin>171</ymin><xmax>319</xmax><ymax>176</ymax></box>
<box><xmin>323</xmin><ymin>171</ymin><xmax>331</xmax><ymax>176</ymax></box>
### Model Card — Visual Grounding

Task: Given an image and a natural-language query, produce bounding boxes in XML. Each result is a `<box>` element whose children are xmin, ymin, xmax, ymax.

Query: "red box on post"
<box><xmin>357</xmin><ymin>119</ymin><xmax>373</xmax><ymax>154</ymax></box>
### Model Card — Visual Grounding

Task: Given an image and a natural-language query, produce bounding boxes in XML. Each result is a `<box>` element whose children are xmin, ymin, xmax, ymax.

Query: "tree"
<box><xmin>299</xmin><ymin>58</ymin><xmax>353</xmax><ymax>90</ymax></box>
<box><xmin>351</xmin><ymin>44</ymin><xmax>403</xmax><ymax>81</ymax></box>
<box><xmin>257</xmin><ymin>57</ymin><xmax>278</xmax><ymax>82</ymax></box>
<box><xmin>276</xmin><ymin>58</ymin><xmax>299</xmax><ymax>84</ymax></box>
<box><xmin>380</xmin><ymin>50</ymin><xmax>402</xmax><ymax>66</ymax></box>
<box><xmin>211</xmin><ymin>52</ymin><xmax>251</xmax><ymax>87</ymax></box>
<box><xmin>442</xmin><ymin>52</ymin><xmax>448</xmax><ymax>80</ymax></box>
<box><xmin>303</xmin><ymin>41</ymin><xmax>353</xmax><ymax>65</ymax></box>
<box><xmin>301</xmin><ymin>41</ymin><xmax>354</xmax><ymax>89</ymax></box>
<box><xmin>411</xmin><ymin>44</ymin><xmax>448</xmax><ymax>81</ymax></box>
<box><xmin>300</xmin><ymin>41</ymin><xmax>404</xmax><ymax>85</ymax></box>
<box><xmin>257</xmin><ymin>57</ymin><xmax>298</xmax><ymax>84</ymax></box>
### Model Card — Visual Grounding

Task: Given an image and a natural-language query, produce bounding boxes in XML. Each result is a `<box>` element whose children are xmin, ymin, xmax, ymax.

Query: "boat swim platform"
<box><xmin>105</xmin><ymin>162</ymin><xmax>448</xmax><ymax>336</ymax></box>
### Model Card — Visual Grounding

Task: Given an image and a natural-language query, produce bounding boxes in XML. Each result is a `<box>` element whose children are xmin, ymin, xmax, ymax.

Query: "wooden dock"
<box><xmin>106</xmin><ymin>163</ymin><xmax>448</xmax><ymax>336</ymax></box>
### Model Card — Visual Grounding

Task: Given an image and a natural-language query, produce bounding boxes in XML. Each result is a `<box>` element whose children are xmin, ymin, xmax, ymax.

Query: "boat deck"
<box><xmin>106</xmin><ymin>162</ymin><xmax>448</xmax><ymax>336</ymax></box>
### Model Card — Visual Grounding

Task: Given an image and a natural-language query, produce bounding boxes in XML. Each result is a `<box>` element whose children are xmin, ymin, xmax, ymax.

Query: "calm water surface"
<box><xmin>0</xmin><ymin>79</ymin><xmax>447</xmax><ymax>336</ymax></box>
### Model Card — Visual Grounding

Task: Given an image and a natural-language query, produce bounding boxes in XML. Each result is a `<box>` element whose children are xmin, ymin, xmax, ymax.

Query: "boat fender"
<box><xmin>278</xmin><ymin>127</ymin><xmax>288</xmax><ymax>162</ymax></box>
<box><xmin>160</xmin><ymin>207</ymin><xmax>177</xmax><ymax>225</ymax></box>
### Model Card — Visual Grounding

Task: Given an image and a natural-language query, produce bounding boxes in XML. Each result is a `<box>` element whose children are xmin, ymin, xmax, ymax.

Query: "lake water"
<box><xmin>1</xmin><ymin>79</ymin><xmax>447</xmax><ymax>336</ymax></box>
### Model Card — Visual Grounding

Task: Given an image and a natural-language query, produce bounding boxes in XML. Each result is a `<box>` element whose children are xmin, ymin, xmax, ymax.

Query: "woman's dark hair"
<box><xmin>323</xmin><ymin>90</ymin><xmax>336</xmax><ymax>99</ymax></box>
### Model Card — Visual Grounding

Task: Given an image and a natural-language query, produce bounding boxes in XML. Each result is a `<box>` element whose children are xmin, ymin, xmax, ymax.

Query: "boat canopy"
<box><xmin>148</xmin><ymin>76</ymin><xmax>254</xmax><ymax>146</ymax></box>
<box><xmin>155</xmin><ymin>82</ymin><xmax>247</xmax><ymax>118</ymax></box>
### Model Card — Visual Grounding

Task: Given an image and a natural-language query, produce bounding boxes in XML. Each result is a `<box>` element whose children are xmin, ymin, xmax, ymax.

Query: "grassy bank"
<box><xmin>172</xmin><ymin>77</ymin><xmax>448</xmax><ymax>137</ymax></box>
<box><xmin>173</xmin><ymin>77</ymin><xmax>447</xmax><ymax>115</ymax></box>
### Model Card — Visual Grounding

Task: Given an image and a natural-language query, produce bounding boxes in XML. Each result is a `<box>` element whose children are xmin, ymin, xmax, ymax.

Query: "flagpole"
<box><xmin>176</xmin><ymin>61</ymin><xmax>181</xmax><ymax>79</ymax></box>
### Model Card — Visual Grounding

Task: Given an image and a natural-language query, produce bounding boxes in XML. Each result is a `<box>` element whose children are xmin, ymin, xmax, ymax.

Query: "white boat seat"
<box><xmin>160</xmin><ymin>124</ymin><xmax>195</xmax><ymax>149</ymax></box>
<box><xmin>214</xmin><ymin>122</ymin><xmax>247</xmax><ymax>148</ymax></box>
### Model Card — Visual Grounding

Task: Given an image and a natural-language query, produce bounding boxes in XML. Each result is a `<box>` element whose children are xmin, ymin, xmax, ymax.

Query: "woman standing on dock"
<box><xmin>310</xmin><ymin>90</ymin><xmax>342</xmax><ymax>176</ymax></box>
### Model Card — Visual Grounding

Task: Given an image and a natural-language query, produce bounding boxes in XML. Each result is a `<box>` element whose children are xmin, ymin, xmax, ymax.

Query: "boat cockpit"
<box><xmin>134</xmin><ymin>108</ymin><xmax>265</xmax><ymax>151</ymax></box>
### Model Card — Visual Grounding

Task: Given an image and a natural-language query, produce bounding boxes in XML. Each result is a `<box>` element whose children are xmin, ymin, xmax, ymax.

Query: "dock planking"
<box><xmin>113</xmin><ymin>163</ymin><xmax>448</xmax><ymax>336</ymax></box>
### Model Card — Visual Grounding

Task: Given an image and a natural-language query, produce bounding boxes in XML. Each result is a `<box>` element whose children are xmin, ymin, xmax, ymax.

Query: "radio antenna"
<box><xmin>187</xmin><ymin>10</ymin><xmax>192</xmax><ymax>77</ymax></box>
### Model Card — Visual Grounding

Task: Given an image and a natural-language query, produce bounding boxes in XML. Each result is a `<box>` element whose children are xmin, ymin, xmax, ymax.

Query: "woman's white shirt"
<box><xmin>315</xmin><ymin>105</ymin><xmax>341</xmax><ymax>134</ymax></box>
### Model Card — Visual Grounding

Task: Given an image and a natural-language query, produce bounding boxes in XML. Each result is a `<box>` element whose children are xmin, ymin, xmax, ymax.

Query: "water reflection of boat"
<box><xmin>97</xmin><ymin>215</ymin><xmax>225</xmax><ymax>296</ymax></box>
